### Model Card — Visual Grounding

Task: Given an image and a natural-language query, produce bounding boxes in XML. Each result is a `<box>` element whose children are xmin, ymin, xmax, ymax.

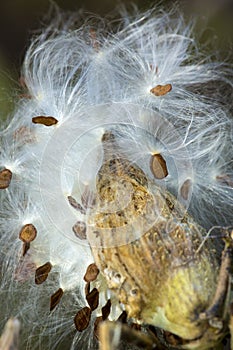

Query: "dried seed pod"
<box><xmin>35</xmin><ymin>262</ymin><xmax>52</xmax><ymax>285</ymax></box>
<box><xmin>74</xmin><ymin>307</ymin><xmax>92</xmax><ymax>331</ymax></box>
<box><xmin>102</xmin><ymin>299</ymin><xmax>111</xmax><ymax>320</ymax></box>
<box><xmin>67</xmin><ymin>196</ymin><xmax>86</xmax><ymax>215</ymax></box>
<box><xmin>84</xmin><ymin>263</ymin><xmax>99</xmax><ymax>282</ymax></box>
<box><xmin>50</xmin><ymin>288</ymin><xmax>64</xmax><ymax>311</ymax></box>
<box><xmin>0</xmin><ymin>169</ymin><xmax>12</xmax><ymax>189</ymax></box>
<box><xmin>180</xmin><ymin>179</ymin><xmax>192</xmax><ymax>200</ymax></box>
<box><xmin>150</xmin><ymin>154</ymin><xmax>168</xmax><ymax>179</ymax></box>
<box><xmin>32</xmin><ymin>116</ymin><xmax>58</xmax><ymax>126</ymax></box>
<box><xmin>72</xmin><ymin>221</ymin><xmax>87</xmax><ymax>240</ymax></box>
<box><xmin>150</xmin><ymin>83</ymin><xmax>172</xmax><ymax>96</ymax></box>
<box><xmin>94</xmin><ymin>316</ymin><xmax>103</xmax><ymax>340</ymax></box>
<box><xmin>86</xmin><ymin>288</ymin><xmax>99</xmax><ymax>311</ymax></box>
<box><xmin>19</xmin><ymin>224</ymin><xmax>37</xmax><ymax>243</ymax></box>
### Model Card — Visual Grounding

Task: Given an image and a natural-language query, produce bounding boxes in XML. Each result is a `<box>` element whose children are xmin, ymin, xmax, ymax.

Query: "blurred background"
<box><xmin>0</xmin><ymin>0</ymin><xmax>233</xmax><ymax>120</ymax></box>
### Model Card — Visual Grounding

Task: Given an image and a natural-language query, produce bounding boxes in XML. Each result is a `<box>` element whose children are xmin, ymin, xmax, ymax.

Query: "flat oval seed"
<box><xmin>150</xmin><ymin>83</ymin><xmax>172</xmax><ymax>96</ymax></box>
<box><xmin>19</xmin><ymin>224</ymin><xmax>37</xmax><ymax>243</ymax></box>
<box><xmin>67</xmin><ymin>196</ymin><xmax>86</xmax><ymax>215</ymax></box>
<box><xmin>150</xmin><ymin>154</ymin><xmax>168</xmax><ymax>179</ymax></box>
<box><xmin>86</xmin><ymin>288</ymin><xmax>99</xmax><ymax>311</ymax></box>
<box><xmin>72</xmin><ymin>221</ymin><xmax>87</xmax><ymax>240</ymax></box>
<box><xmin>94</xmin><ymin>316</ymin><xmax>103</xmax><ymax>340</ymax></box>
<box><xmin>32</xmin><ymin>116</ymin><xmax>58</xmax><ymax>126</ymax></box>
<box><xmin>180</xmin><ymin>179</ymin><xmax>192</xmax><ymax>200</ymax></box>
<box><xmin>0</xmin><ymin>169</ymin><xmax>12</xmax><ymax>189</ymax></box>
<box><xmin>84</xmin><ymin>263</ymin><xmax>99</xmax><ymax>282</ymax></box>
<box><xmin>74</xmin><ymin>307</ymin><xmax>92</xmax><ymax>331</ymax></box>
<box><xmin>35</xmin><ymin>262</ymin><xmax>52</xmax><ymax>285</ymax></box>
<box><xmin>50</xmin><ymin>288</ymin><xmax>64</xmax><ymax>311</ymax></box>
<box><xmin>102</xmin><ymin>299</ymin><xmax>111</xmax><ymax>320</ymax></box>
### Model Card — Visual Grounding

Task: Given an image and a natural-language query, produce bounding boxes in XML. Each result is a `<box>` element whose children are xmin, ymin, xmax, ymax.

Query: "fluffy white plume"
<box><xmin>0</xmin><ymin>5</ymin><xmax>232</xmax><ymax>350</ymax></box>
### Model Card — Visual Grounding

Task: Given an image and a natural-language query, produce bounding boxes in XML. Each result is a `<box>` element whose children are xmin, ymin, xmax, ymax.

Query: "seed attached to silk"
<box><xmin>83</xmin><ymin>263</ymin><xmax>99</xmax><ymax>282</ymax></box>
<box><xmin>0</xmin><ymin>169</ymin><xmax>12</xmax><ymax>189</ymax></box>
<box><xmin>86</xmin><ymin>288</ymin><xmax>99</xmax><ymax>311</ymax></box>
<box><xmin>35</xmin><ymin>262</ymin><xmax>52</xmax><ymax>285</ymax></box>
<box><xmin>150</xmin><ymin>153</ymin><xmax>168</xmax><ymax>179</ymax></box>
<box><xmin>150</xmin><ymin>83</ymin><xmax>172</xmax><ymax>96</ymax></box>
<box><xmin>19</xmin><ymin>224</ymin><xmax>37</xmax><ymax>243</ymax></box>
<box><xmin>50</xmin><ymin>288</ymin><xmax>64</xmax><ymax>311</ymax></box>
<box><xmin>32</xmin><ymin>116</ymin><xmax>58</xmax><ymax>126</ymax></box>
<box><xmin>74</xmin><ymin>307</ymin><xmax>92</xmax><ymax>331</ymax></box>
<box><xmin>180</xmin><ymin>179</ymin><xmax>192</xmax><ymax>200</ymax></box>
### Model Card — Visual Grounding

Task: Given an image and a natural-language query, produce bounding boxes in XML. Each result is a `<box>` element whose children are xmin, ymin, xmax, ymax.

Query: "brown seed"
<box><xmin>72</xmin><ymin>221</ymin><xmax>87</xmax><ymax>240</ymax></box>
<box><xmin>86</xmin><ymin>288</ymin><xmax>99</xmax><ymax>311</ymax></box>
<box><xmin>0</xmin><ymin>169</ymin><xmax>12</xmax><ymax>189</ymax></box>
<box><xmin>117</xmin><ymin>310</ymin><xmax>127</xmax><ymax>323</ymax></box>
<box><xmin>22</xmin><ymin>242</ymin><xmax>30</xmax><ymax>256</ymax></box>
<box><xmin>102</xmin><ymin>299</ymin><xmax>111</xmax><ymax>320</ymax></box>
<box><xmin>150</xmin><ymin>83</ymin><xmax>172</xmax><ymax>96</ymax></box>
<box><xmin>32</xmin><ymin>116</ymin><xmax>58</xmax><ymax>126</ymax></box>
<box><xmin>67</xmin><ymin>196</ymin><xmax>86</xmax><ymax>215</ymax></box>
<box><xmin>180</xmin><ymin>179</ymin><xmax>192</xmax><ymax>200</ymax></box>
<box><xmin>19</xmin><ymin>224</ymin><xmax>37</xmax><ymax>243</ymax></box>
<box><xmin>50</xmin><ymin>288</ymin><xmax>64</xmax><ymax>311</ymax></box>
<box><xmin>74</xmin><ymin>307</ymin><xmax>92</xmax><ymax>332</ymax></box>
<box><xmin>150</xmin><ymin>154</ymin><xmax>168</xmax><ymax>179</ymax></box>
<box><xmin>84</xmin><ymin>263</ymin><xmax>99</xmax><ymax>282</ymax></box>
<box><xmin>85</xmin><ymin>282</ymin><xmax>90</xmax><ymax>296</ymax></box>
<box><xmin>216</xmin><ymin>174</ymin><xmax>233</xmax><ymax>187</ymax></box>
<box><xmin>93</xmin><ymin>316</ymin><xmax>103</xmax><ymax>340</ymax></box>
<box><xmin>35</xmin><ymin>262</ymin><xmax>52</xmax><ymax>285</ymax></box>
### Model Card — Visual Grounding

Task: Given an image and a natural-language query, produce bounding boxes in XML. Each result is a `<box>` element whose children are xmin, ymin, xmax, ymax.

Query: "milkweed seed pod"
<box><xmin>0</xmin><ymin>5</ymin><xmax>232</xmax><ymax>350</ymax></box>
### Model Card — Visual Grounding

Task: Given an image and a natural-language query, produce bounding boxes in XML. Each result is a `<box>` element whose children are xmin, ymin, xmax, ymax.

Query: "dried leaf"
<box><xmin>35</xmin><ymin>262</ymin><xmax>52</xmax><ymax>285</ymax></box>
<box><xmin>150</xmin><ymin>84</ymin><xmax>172</xmax><ymax>96</ymax></box>
<box><xmin>84</xmin><ymin>263</ymin><xmax>99</xmax><ymax>282</ymax></box>
<box><xmin>50</xmin><ymin>288</ymin><xmax>64</xmax><ymax>311</ymax></box>
<box><xmin>74</xmin><ymin>307</ymin><xmax>92</xmax><ymax>331</ymax></box>
<box><xmin>150</xmin><ymin>154</ymin><xmax>168</xmax><ymax>179</ymax></box>
<box><xmin>0</xmin><ymin>169</ymin><xmax>12</xmax><ymax>189</ymax></box>
<box><xmin>86</xmin><ymin>288</ymin><xmax>99</xmax><ymax>311</ymax></box>
<box><xmin>32</xmin><ymin>116</ymin><xmax>58</xmax><ymax>126</ymax></box>
<box><xmin>19</xmin><ymin>224</ymin><xmax>37</xmax><ymax>243</ymax></box>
